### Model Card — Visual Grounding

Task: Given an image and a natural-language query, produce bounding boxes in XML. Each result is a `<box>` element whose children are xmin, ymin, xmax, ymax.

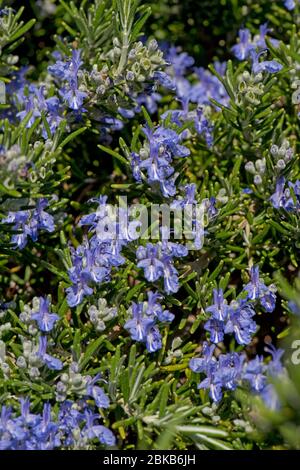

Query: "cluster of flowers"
<box><xmin>136</xmin><ymin>239</ymin><xmax>188</xmax><ymax>295</ymax></box>
<box><xmin>204</xmin><ymin>266</ymin><xmax>276</xmax><ymax>345</ymax></box>
<box><xmin>231</xmin><ymin>23</ymin><xmax>282</xmax><ymax>75</ymax></box>
<box><xmin>270</xmin><ymin>177</ymin><xmax>300</xmax><ymax>211</ymax></box>
<box><xmin>190</xmin><ymin>266</ymin><xmax>281</xmax><ymax>407</ymax></box>
<box><xmin>160</xmin><ymin>48</ymin><xmax>227</xmax><ymax>146</ymax></box>
<box><xmin>113</xmin><ymin>43</ymin><xmax>231</xmax><ymax>149</ymax></box>
<box><xmin>48</xmin><ymin>49</ymin><xmax>87</xmax><ymax>112</ymax></box>
<box><xmin>66</xmin><ymin>96</ymin><xmax>216</xmax><ymax>311</ymax></box>
<box><xmin>124</xmin><ymin>291</ymin><xmax>174</xmax><ymax>352</ymax></box>
<box><xmin>2</xmin><ymin>38</ymin><xmax>167</xmax><ymax>140</ymax></box>
<box><xmin>66</xmin><ymin>196</ymin><xmax>140</xmax><ymax>307</ymax></box>
<box><xmin>10</xmin><ymin>49</ymin><xmax>89</xmax><ymax>138</ymax></box>
<box><xmin>165</xmin><ymin>46</ymin><xmax>228</xmax><ymax>107</ymax></box>
<box><xmin>0</xmin><ymin>398</ymin><xmax>115</xmax><ymax>450</ymax></box>
<box><xmin>0</xmin><ymin>9</ymin><xmax>294</xmax><ymax>450</ymax></box>
<box><xmin>2</xmin><ymin>198</ymin><xmax>54</xmax><ymax>249</ymax></box>
<box><xmin>190</xmin><ymin>341</ymin><xmax>284</xmax><ymax>408</ymax></box>
<box><xmin>0</xmin><ymin>296</ymin><xmax>116</xmax><ymax>448</ymax></box>
<box><xmin>1</xmin><ymin>49</ymin><xmax>86</xmax><ymax>134</ymax></box>
<box><xmin>130</xmin><ymin>125</ymin><xmax>190</xmax><ymax>197</ymax></box>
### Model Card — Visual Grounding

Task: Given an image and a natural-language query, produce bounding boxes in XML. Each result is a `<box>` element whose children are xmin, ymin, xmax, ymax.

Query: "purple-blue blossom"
<box><xmin>224</xmin><ymin>301</ymin><xmax>257</xmax><ymax>345</ymax></box>
<box><xmin>38</xmin><ymin>336</ymin><xmax>63</xmax><ymax>371</ymax></box>
<box><xmin>124</xmin><ymin>301</ymin><xmax>158</xmax><ymax>351</ymax></box>
<box><xmin>190</xmin><ymin>348</ymin><xmax>245</xmax><ymax>402</ymax></box>
<box><xmin>66</xmin><ymin>195</ymin><xmax>142</xmax><ymax>307</ymax></box>
<box><xmin>124</xmin><ymin>293</ymin><xmax>174</xmax><ymax>352</ymax></box>
<box><xmin>206</xmin><ymin>288</ymin><xmax>229</xmax><ymax>321</ymax></box>
<box><xmin>243</xmin><ymin>266</ymin><xmax>276</xmax><ymax>312</ymax></box>
<box><xmin>250</xmin><ymin>50</ymin><xmax>282</xmax><ymax>75</ymax></box>
<box><xmin>82</xmin><ymin>411</ymin><xmax>116</xmax><ymax>446</ymax></box>
<box><xmin>136</xmin><ymin>238</ymin><xmax>188</xmax><ymax>294</ymax></box>
<box><xmin>31</xmin><ymin>297</ymin><xmax>59</xmax><ymax>332</ymax></box>
<box><xmin>85</xmin><ymin>375</ymin><xmax>110</xmax><ymax>409</ymax></box>
<box><xmin>270</xmin><ymin>177</ymin><xmax>300</xmax><ymax>211</ymax></box>
<box><xmin>243</xmin><ymin>355</ymin><xmax>267</xmax><ymax>392</ymax></box>
<box><xmin>0</xmin><ymin>398</ymin><xmax>115</xmax><ymax>449</ymax></box>
<box><xmin>231</xmin><ymin>28</ymin><xmax>254</xmax><ymax>61</ymax></box>
<box><xmin>166</xmin><ymin>47</ymin><xmax>195</xmax><ymax>77</ymax></box>
<box><xmin>283</xmin><ymin>0</ymin><xmax>297</xmax><ymax>10</ymax></box>
<box><xmin>2</xmin><ymin>199</ymin><xmax>55</xmax><ymax>249</ymax></box>
<box><xmin>204</xmin><ymin>317</ymin><xmax>225</xmax><ymax>344</ymax></box>
<box><xmin>132</xmin><ymin>125</ymin><xmax>190</xmax><ymax>197</ymax></box>
<box><xmin>232</xmin><ymin>25</ymin><xmax>280</xmax><ymax>62</ymax></box>
<box><xmin>48</xmin><ymin>49</ymin><xmax>87</xmax><ymax>111</ymax></box>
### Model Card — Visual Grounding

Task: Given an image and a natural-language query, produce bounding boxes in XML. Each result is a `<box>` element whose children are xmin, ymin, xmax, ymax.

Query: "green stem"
<box><xmin>117</xmin><ymin>30</ymin><xmax>129</xmax><ymax>75</ymax></box>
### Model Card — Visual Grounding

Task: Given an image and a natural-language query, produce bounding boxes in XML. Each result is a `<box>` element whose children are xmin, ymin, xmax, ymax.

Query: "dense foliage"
<box><xmin>1</xmin><ymin>0</ymin><xmax>300</xmax><ymax>450</ymax></box>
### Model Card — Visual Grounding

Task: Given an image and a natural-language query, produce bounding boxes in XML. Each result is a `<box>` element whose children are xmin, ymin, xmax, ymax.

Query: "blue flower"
<box><xmin>135</xmin><ymin>91</ymin><xmax>162</xmax><ymax>114</ymax></box>
<box><xmin>264</xmin><ymin>344</ymin><xmax>284</xmax><ymax>376</ymax></box>
<box><xmin>2</xmin><ymin>199</ymin><xmax>55</xmax><ymax>249</ymax></box>
<box><xmin>124</xmin><ymin>295</ymin><xmax>170</xmax><ymax>353</ymax></box>
<box><xmin>250</xmin><ymin>50</ymin><xmax>282</xmax><ymax>75</ymax></box>
<box><xmin>62</xmin><ymin>87</ymin><xmax>87</xmax><ymax>111</ymax></box>
<box><xmin>260</xmin><ymin>383</ymin><xmax>281</xmax><ymax>410</ymax></box>
<box><xmin>0</xmin><ymin>398</ymin><xmax>115</xmax><ymax>449</ymax></box>
<box><xmin>134</xmin><ymin>125</ymin><xmax>189</xmax><ymax>197</ymax></box>
<box><xmin>243</xmin><ymin>356</ymin><xmax>267</xmax><ymax>392</ymax></box>
<box><xmin>145</xmin><ymin>324</ymin><xmax>162</xmax><ymax>352</ymax></box>
<box><xmin>2</xmin><ymin>210</ymin><xmax>30</xmax><ymax>249</ymax></box>
<box><xmin>30</xmin><ymin>403</ymin><xmax>60</xmax><ymax>450</ymax></box>
<box><xmin>67</xmin><ymin>192</ymin><xmax>137</xmax><ymax>306</ymax></box>
<box><xmin>270</xmin><ymin>177</ymin><xmax>300</xmax><ymax>211</ymax></box>
<box><xmin>190</xmin><ymin>345</ymin><xmax>245</xmax><ymax>402</ymax></box>
<box><xmin>86</xmin><ymin>375</ymin><xmax>110</xmax><ymax>409</ymax></box>
<box><xmin>288</xmin><ymin>300</ymin><xmax>300</xmax><ymax>315</ymax></box>
<box><xmin>38</xmin><ymin>336</ymin><xmax>63</xmax><ymax>370</ymax></box>
<box><xmin>145</xmin><ymin>291</ymin><xmax>174</xmax><ymax>322</ymax></box>
<box><xmin>191</xmin><ymin>62</ymin><xmax>229</xmax><ymax>107</ymax></box>
<box><xmin>216</xmin><ymin>352</ymin><xmax>244</xmax><ymax>391</ymax></box>
<box><xmin>124</xmin><ymin>302</ymin><xmax>155</xmax><ymax>343</ymax></box>
<box><xmin>160</xmin><ymin>254</ymin><xmax>180</xmax><ymax>294</ymax></box>
<box><xmin>189</xmin><ymin>342</ymin><xmax>216</xmax><ymax>373</ymax></box>
<box><xmin>137</xmin><ymin>244</ymin><xmax>164</xmax><ymax>282</ymax></box>
<box><xmin>48</xmin><ymin>54</ymin><xmax>71</xmax><ymax>80</ymax></box>
<box><xmin>284</xmin><ymin>0</ymin><xmax>296</xmax><ymax>10</ymax></box>
<box><xmin>66</xmin><ymin>268</ymin><xmax>94</xmax><ymax>307</ymax></box>
<box><xmin>49</xmin><ymin>49</ymin><xmax>87</xmax><ymax>111</ymax></box>
<box><xmin>231</xmin><ymin>28</ymin><xmax>254</xmax><ymax>60</ymax></box>
<box><xmin>198</xmin><ymin>375</ymin><xmax>223</xmax><ymax>402</ymax></box>
<box><xmin>16</xmin><ymin>94</ymin><xmax>41</xmax><ymax>127</ymax></box>
<box><xmin>32</xmin><ymin>198</ymin><xmax>55</xmax><ymax>239</ymax></box>
<box><xmin>242</xmin><ymin>347</ymin><xmax>283</xmax><ymax>409</ymax></box>
<box><xmin>83</xmin><ymin>411</ymin><xmax>116</xmax><ymax>446</ymax></box>
<box><xmin>166</xmin><ymin>46</ymin><xmax>195</xmax><ymax>77</ymax></box>
<box><xmin>206</xmin><ymin>288</ymin><xmax>229</xmax><ymax>321</ymax></box>
<box><xmin>224</xmin><ymin>301</ymin><xmax>257</xmax><ymax>345</ymax></box>
<box><xmin>243</xmin><ymin>266</ymin><xmax>276</xmax><ymax>312</ymax></box>
<box><xmin>204</xmin><ymin>318</ymin><xmax>225</xmax><ymax>343</ymax></box>
<box><xmin>255</xmin><ymin>23</ymin><xmax>279</xmax><ymax>50</ymax></box>
<box><xmin>194</xmin><ymin>107</ymin><xmax>214</xmax><ymax>147</ymax></box>
<box><xmin>171</xmin><ymin>183</ymin><xmax>197</xmax><ymax>209</ymax></box>
<box><xmin>31</xmin><ymin>297</ymin><xmax>59</xmax><ymax>332</ymax></box>
<box><xmin>130</xmin><ymin>152</ymin><xmax>143</xmax><ymax>182</ymax></box>
<box><xmin>136</xmin><ymin>236</ymin><xmax>187</xmax><ymax>294</ymax></box>
<box><xmin>153</xmin><ymin>71</ymin><xmax>176</xmax><ymax>90</ymax></box>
